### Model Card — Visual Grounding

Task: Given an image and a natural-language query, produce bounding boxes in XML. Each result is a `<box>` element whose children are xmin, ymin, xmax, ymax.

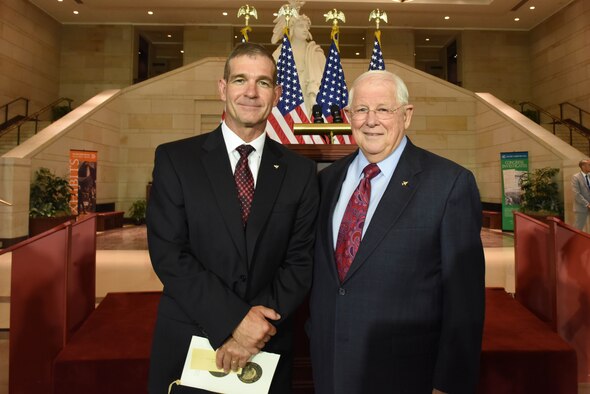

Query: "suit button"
<box><xmin>338</xmin><ymin>288</ymin><xmax>346</xmax><ymax>296</ymax></box>
<box><xmin>240</xmin><ymin>275</ymin><xmax>247</xmax><ymax>282</ymax></box>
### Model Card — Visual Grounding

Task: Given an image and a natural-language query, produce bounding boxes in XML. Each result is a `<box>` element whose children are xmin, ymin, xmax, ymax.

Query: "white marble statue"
<box><xmin>272</xmin><ymin>12</ymin><xmax>326</xmax><ymax>115</ymax></box>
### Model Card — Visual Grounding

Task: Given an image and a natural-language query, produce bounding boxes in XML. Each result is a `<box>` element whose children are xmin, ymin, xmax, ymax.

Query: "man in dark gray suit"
<box><xmin>572</xmin><ymin>158</ymin><xmax>590</xmax><ymax>231</ymax></box>
<box><xmin>309</xmin><ymin>70</ymin><xmax>485</xmax><ymax>394</ymax></box>
<box><xmin>147</xmin><ymin>42</ymin><xmax>319</xmax><ymax>393</ymax></box>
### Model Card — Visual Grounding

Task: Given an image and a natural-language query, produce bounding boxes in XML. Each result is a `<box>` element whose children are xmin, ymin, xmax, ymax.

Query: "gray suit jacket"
<box><xmin>572</xmin><ymin>172</ymin><xmax>590</xmax><ymax>212</ymax></box>
<box><xmin>309</xmin><ymin>139</ymin><xmax>485</xmax><ymax>394</ymax></box>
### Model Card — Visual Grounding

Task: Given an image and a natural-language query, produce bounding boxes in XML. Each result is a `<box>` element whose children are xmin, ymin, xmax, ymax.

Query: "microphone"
<box><xmin>312</xmin><ymin>105</ymin><xmax>324</xmax><ymax>123</ymax></box>
<box><xmin>330</xmin><ymin>104</ymin><xmax>343</xmax><ymax>123</ymax></box>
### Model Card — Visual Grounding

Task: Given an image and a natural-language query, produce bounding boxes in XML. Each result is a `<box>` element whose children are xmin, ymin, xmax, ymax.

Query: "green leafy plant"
<box><xmin>128</xmin><ymin>199</ymin><xmax>147</xmax><ymax>224</ymax></box>
<box><xmin>521</xmin><ymin>109</ymin><xmax>540</xmax><ymax>124</ymax></box>
<box><xmin>518</xmin><ymin>167</ymin><xmax>562</xmax><ymax>216</ymax></box>
<box><xmin>29</xmin><ymin>167</ymin><xmax>73</xmax><ymax>218</ymax></box>
<box><xmin>51</xmin><ymin>105</ymin><xmax>72</xmax><ymax>121</ymax></box>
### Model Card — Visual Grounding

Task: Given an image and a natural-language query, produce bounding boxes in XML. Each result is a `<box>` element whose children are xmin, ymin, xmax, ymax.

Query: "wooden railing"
<box><xmin>560</xmin><ymin>101</ymin><xmax>590</xmax><ymax>130</ymax></box>
<box><xmin>0</xmin><ymin>97</ymin><xmax>73</xmax><ymax>145</ymax></box>
<box><xmin>520</xmin><ymin>101</ymin><xmax>590</xmax><ymax>155</ymax></box>
<box><xmin>0</xmin><ymin>97</ymin><xmax>29</xmax><ymax>129</ymax></box>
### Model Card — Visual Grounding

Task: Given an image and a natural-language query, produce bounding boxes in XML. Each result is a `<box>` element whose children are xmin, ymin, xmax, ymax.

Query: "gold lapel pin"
<box><xmin>401</xmin><ymin>181</ymin><xmax>409</xmax><ymax>186</ymax></box>
<box><xmin>273</xmin><ymin>164</ymin><xmax>279</xmax><ymax>169</ymax></box>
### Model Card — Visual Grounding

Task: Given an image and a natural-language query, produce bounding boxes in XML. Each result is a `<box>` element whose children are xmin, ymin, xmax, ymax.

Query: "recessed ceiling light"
<box><xmin>180</xmin><ymin>50</ymin><xmax>184</xmax><ymax>54</ymax></box>
<box><xmin>73</xmin><ymin>10</ymin><xmax>79</xmax><ymax>14</ymax></box>
<box><xmin>147</xmin><ymin>11</ymin><xmax>154</xmax><ymax>15</ymax></box>
<box><xmin>514</xmin><ymin>17</ymin><xmax>520</xmax><ymax>21</ymax></box>
<box><xmin>529</xmin><ymin>6</ymin><xmax>535</xmax><ymax>10</ymax></box>
<box><xmin>222</xmin><ymin>12</ymin><xmax>228</xmax><ymax>16</ymax></box>
<box><xmin>234</xmin><ymin>35</ymin><xmax>238</xmax><ymax>39</ymax></box>
<box><xmin>425</xmin><ymin>38</ymin><xmax>430</xmax><ymax>41</ymax></box>
<box><xmin>167</xmin><ymin>34</ymin><xmax>172</xmax><ymax>38</ymax></box>
<box><xmin>444</xmin><ymin>16</ymin><xmax>450</xmax><ymax>20</ymax></box>
<box><xmin>355</xmin><ymin>52</ymin><xmax>360</xmax><ymax>56</ymax></box>
<box><xmin>58</xmin><ymin>0</ymin><xmax>63</xmax><ymax>2</ymax></box>
<box><xmin>273</xmin><ymin>13</ymin><xmax>278</xmax><ymax>17</ymax></box>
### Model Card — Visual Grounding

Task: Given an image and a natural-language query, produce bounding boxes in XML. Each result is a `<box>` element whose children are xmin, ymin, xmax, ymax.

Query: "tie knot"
<box><xmin>363</xmin><ymin>163</ymin><xmax>381</xmax><ymax>181</ymax></box>
<box><xmin>236</xmin><ymin>144</ymin><xmax>255</xmax><ymax>158</ymax></box>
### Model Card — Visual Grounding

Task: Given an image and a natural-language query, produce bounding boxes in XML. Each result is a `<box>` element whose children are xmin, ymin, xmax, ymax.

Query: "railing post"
<box><xmin>559</xmin><ymin>103</ymin><xmax>564</xmax><ymax>120</ymax></box>
<box><xmin>25</xmin><ymin>98</ymin><xmax>29</xmax><ymax>117</ymax></box>
<box><xmin>17</xmin><ymin>125</ymin><xmax>21</xmax><ymax>145</ymax></box>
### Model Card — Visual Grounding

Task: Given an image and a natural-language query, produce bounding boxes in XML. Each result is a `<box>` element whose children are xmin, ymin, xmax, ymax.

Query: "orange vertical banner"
<box><xmin>69</xmin><ymin>150</ymin><xmax>97</xmax><ymax>215</ymax></box>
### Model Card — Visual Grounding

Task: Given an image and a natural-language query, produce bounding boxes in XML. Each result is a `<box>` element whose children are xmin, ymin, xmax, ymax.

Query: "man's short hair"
<box><xmin>348</xmin><ymin>70</ymin><xmax>410</xmax><ymax>108</ymax></box>
<box><xmin>223</xmin><ymin>42</ymin><xmax>278</xmax><ymax>84</ymax></box>
<box><xmin>580</xmin><ymin>159</ymin><xmax>590</xmax><ymax>169</ymax></box>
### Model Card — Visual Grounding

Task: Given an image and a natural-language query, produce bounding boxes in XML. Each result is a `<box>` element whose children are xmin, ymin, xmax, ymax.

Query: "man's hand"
<box><xmin>232</xmin><ymin>305</ymin><xmax>280</xmax><ymax>354</ymax></box>
<box><xmin>215</xmin><ymin>337</ymin><xmax>252</xmax><ymax>373</ymax></box>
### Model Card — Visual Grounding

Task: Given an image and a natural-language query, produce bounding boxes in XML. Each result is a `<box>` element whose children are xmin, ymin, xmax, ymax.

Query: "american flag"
<box><xmin>316</xmin><ymin>38</ymin><xmax>353</xmax><ymax>144</ymax></box>
<box><xmin>266</xmin><ymin>34</ymin><xmax>317</xmax><ymax>144</ymax></box>
<box><xmin>369</xmin><ymin>32</ymin><xmax>385</xmax><ymax>70</ymax></box>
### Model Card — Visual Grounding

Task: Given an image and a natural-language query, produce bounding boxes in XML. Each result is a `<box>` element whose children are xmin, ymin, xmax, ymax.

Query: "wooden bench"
<box><xmin>96</xmin><ymin>211</ymin><xmax>124</xmax><ymax>231</ymax></box>
<box><xmin>482</xmin><ymin>210</ymin><xmax>501</xmax><ymax>229</ymax></box>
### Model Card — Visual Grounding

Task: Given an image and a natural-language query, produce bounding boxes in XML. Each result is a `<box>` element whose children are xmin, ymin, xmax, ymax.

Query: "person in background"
<box><xmin>572</xmin><ymin>158</ymin><xmax>590</xmax><ymax>231</ymax></box>
<box><xmin>146</xmin><ymin>42</ymin><xmax>319</xmax><ymax>393</ymax></box>
<box><xmin>309</xmin><ymin>70</ymin><xmax>485</xmax><ymax>394</ymax></box>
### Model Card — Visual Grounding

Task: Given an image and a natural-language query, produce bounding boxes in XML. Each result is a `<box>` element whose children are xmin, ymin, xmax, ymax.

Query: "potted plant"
<box><xmin>128</xmin><ymin>199</ymin><xmax>147</xmax><ymax>225</ymax></box>
<box><xmin>518</xmin><ymin>167</ymin><xmax>563</xmax><ymax>220</ymax></box>
<box><xmin>29</xmin><ymin>167</ymin><xmax>76</xmax><ymax>236</ymax></box>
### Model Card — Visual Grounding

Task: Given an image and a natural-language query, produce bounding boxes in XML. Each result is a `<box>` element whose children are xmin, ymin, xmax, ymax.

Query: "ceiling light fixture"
<box><xmin>425</xmin><ymin>38</ymin><xmax>430</xmax><ymax>41</ymax></box>
<box><xmin>148</xmin><ymin>11</ymin><xmax>154</xmax><ymax>15</ymax></box>
<box><xmin>514</xmin><ymin>17</ymin><xmax>520</xmax><ymax>21</ymax></box>
<box><xmin>529</xmin><ymin>6</ymin><xmax>535</xmax><ymax>10</ymax></box>
<box><xmin>167</xmin><ymin>34</ymin><xmax>172</xmax><ymax>38</ymax></box>
<box><xmin>222</xmin><ymin>12</ymin><xmax>228</xmax><ymax>16</ymax></box>
<box><xmin>73</xmin><ymin>10</ymin><xmax>79</xmax><ymax>14</ymax></box>
<box><xmin>444</xmin><ymin>16</ymin><xmax>450</xmax><ymax>20</ymax></box>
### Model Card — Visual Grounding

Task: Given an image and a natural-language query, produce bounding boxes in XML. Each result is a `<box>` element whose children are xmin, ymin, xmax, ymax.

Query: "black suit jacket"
<box><xmin>309</xmin><ymin>139</ymin><xmax>485</xmax><ymax>394</ymax></box>
<box><xmin>146</xmin><ymin>127</ymin><xmax>319</xmax><ymax>393</ymax></box>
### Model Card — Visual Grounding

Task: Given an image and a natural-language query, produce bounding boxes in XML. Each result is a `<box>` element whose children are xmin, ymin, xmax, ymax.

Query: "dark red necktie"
<box><xmin>334</xmin><ymin>163</ymin><xmax>381</xmax><ymax>282</ymax></box>
<box><xmin>234</xmin><ymin>144</ymin><xmax>255</xmax><ymax>227</ymax></box>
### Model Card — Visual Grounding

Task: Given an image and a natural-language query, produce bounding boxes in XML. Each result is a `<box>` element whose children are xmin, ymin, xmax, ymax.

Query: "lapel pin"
<box><xmin>401</xmin><ymin>181</ymin><xmax>409</xmax><ymax>186</ymax></box>
<box><xmin>273</xmin><ymin>164</ymin><xmax>279</xmax><ymax>169</ymax></box>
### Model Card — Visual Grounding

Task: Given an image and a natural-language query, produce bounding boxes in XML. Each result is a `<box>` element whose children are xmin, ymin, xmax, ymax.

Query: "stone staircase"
<box><xmin>0</xmin><ymin>120</ymin><xmax>51</xmax><ymax>156</ymax></box>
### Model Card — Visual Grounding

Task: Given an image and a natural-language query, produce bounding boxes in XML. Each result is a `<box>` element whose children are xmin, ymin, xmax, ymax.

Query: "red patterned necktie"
<box><xmin>234</xmin><ymin>144</ymin><xmax>255</xmax><ymax>228</ymax></box>
<box><xmin>334</xmin><ymin>163</ymin><xmax>381</xmax><ymax>282</ymax></box>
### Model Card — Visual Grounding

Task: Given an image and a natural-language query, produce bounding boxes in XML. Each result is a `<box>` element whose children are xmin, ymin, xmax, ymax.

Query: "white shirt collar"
<box><xmin>221</xmin><ymin>121</ymin><xmax>266</xmax><ymax>155</ymax></box>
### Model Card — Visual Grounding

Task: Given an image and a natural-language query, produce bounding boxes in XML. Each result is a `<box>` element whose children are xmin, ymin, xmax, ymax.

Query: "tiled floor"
<box><xmin>3</xmin><ymin>226</ymin><xmax>588</xmax><ymax>394</ymax></box>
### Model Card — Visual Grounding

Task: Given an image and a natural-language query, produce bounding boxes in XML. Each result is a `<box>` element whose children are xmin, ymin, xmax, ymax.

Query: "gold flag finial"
<box><xmin>238</xmin><ymin>4</ymin><xmax>258</xmax><ymax>41</ymax></box>
<box><xmin>324</xmin><ymin>9</ymin><xmax>345</xmax><ymax>51</ymax></box>
<box><xmin>369</xmin><ymin>9</ymin><xmax>388</xmax><ymax>31</ymax></box>
<box><xmin>277</xmin><ymin>4</ymin><xmax>299</xmax><ymax>30</ymax></box>
<box><xmin>324</xmin><ymin>8</ymin><xmax>345</xmax><ymax>27</ymax></box>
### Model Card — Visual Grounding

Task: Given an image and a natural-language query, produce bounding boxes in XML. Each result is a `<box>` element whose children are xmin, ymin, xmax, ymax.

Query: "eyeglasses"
<box><xmin>347</xmin><ymin>105</ymin><xmax>406</xmax><ymax>121</ymax></box>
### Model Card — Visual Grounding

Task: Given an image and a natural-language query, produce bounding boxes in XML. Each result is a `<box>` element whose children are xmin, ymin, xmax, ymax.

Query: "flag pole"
<box><xmin>237</xmin><ymin>4</ymin><xmax>257</xmax><ymax>42</ymax></box>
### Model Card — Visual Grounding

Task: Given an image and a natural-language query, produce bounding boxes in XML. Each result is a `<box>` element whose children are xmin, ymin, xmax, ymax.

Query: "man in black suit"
<box><xmin>309</xmin><ymin>70</ymin><xmax>485</xmax><ymax>394</ymax></box>
<box><xmin>147</xmin><ymin>42</ymin><xmax>319</xmax><ymax>393</ymax></box>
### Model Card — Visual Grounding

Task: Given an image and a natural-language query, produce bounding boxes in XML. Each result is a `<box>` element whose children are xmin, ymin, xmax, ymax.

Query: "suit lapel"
<box><xmin>245</xmin><ymin>139</ymin><xmax>286</xmax><ymax>264</ymax></box>
<box><xmin>201</xmin><ymin>128</ymin><xmax>247</xmax><ymax>261</ymax></box>
<box><xmin>343</xmin><ymin>141</ymin><xmax>423</xmax><ymax>282</ymax></box>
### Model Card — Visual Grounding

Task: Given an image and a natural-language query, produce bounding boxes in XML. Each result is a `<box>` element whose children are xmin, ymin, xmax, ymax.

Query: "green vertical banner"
<box><xmin>500</xmin><ymin>151</ymin><xmax>529</xmax><ymax>231</ymax></box>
